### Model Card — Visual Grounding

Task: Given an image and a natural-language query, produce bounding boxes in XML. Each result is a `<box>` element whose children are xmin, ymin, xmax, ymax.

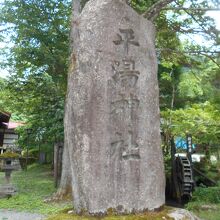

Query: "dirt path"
<box><xmin>0</xmin><ymin>209</ymin><xmax>45</xmax><ymax>220</ymax></box>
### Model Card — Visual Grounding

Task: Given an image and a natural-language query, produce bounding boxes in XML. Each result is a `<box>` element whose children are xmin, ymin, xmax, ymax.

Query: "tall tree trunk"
<box><xmin>55</xmin><ymin>143</ymin><xmax>72</xmax><ymax>199</ymax></box>
<box><xmin>54</xmin><ymin>0</ymin><xmax>82</xmax><ymax>200</ymax></box>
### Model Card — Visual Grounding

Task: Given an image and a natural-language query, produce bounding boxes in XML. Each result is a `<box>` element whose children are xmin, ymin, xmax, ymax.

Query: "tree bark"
<box><xmin>73</xmin><ymin>0</ymin><xmax>81</xmax><ymax>19</ymax></box>
<box><xmin>55</xmin><ymin>142</ymin><xmax>72</xmax><ymax>199</ymax></box>
<box><xmin>54</xmin><ymin>0</ymin><xmax>82</xmax><ymax>200</ymax></box>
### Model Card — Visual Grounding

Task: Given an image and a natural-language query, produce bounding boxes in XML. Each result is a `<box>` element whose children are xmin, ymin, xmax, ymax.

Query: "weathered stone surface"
<box><xmin>168</xmin><ymin>208</ymin><xmax>201</xmax><ymax>220</ymax></box>
<box><xmin>0</xmin><ymin>210</ymin><xmax>45</xmax><ymax>220</ymax></box>
<box><xmin>65</xmin><ymin>0</ymin><xmax>165</xmax><ymax>214</ymax></box>
<box><xmin>0</xmin><ymin>184</ymin><xmax>16</xmax><ymax>198</ymax></box>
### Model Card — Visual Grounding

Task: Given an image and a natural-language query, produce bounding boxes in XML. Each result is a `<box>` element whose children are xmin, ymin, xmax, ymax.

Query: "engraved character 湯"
<box><xmin>111</xmin><ymin>58</ymin><xmax>140</xmax><ymax>88</ymax></box>
<box><xmin>119</xmin><ymin>58</ymin><xmax>140</xmax><ymax>88</ymax></box>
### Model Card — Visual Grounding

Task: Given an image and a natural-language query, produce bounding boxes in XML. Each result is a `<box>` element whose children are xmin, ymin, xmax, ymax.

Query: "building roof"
<box><xmin>8</xmin><ymin>121</ymin><xmax>25</xmax><ymax>129</ymax></box>
<box><xmin>2</xmin><ymin>121</ymin><xmax>25</xmax><ymax>130</ymax></box>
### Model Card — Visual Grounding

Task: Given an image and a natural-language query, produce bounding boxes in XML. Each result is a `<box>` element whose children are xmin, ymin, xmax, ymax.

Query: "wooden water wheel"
<box><xmin>175</xmin><ymin>156</ymin><xmax>194</xmax><ymax>199</ymax></box>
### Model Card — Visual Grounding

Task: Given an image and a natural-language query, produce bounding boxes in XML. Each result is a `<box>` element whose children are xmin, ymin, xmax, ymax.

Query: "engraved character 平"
<box><xmin>113</xmin><ymin>29</ymin><xmax>140</xmax><ymax>54</ymax></box>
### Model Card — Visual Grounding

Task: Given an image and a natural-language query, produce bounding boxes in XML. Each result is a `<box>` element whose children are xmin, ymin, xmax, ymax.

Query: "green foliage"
<box><xmin>9</xmin><ymin>72</ymin><xmax>65</xmax><ymax>144</ymax></box>
<box><xmin>0</xmin><ymin>0</ymin><xmax>71</xmax><ymax>82</ymax></box>
<box><xmin>0</xmin><ymin>77</ymin><xmax>10</xmax><ymax>111</ymax></box>
<box><xmin>129</xmin><ymin>0</ymin><xmax>157</xmax><ymax>13</ymax></box>
<box><xmin>161</xmin><ymin>101</ymin><xmax>220</xmax><ymax>148</ymax></box>
<box><xmin>0</xmin><ymin>0</ymin><xmax>72</xmax><ymax>149</ymax></box>
<box><xmin>186</xmin><ymin>186</ymin><xmax>220</xmax><ymax>220</ymax></box>
<box><xmin>187</xmin><ymin>201</ymin><xmax>220</xmax><ymax>220</ymax></box>
<box><xmin>194</xmin><ymin>160</ymin><xmax>220</xmax><ymax>183</ymax></box>
<box><xmin>186</xmin><ymin>184</ymin><xmax>220</xmax><ymax>219</ymax></box>
<box><xmin>27</xmin><ymin>148</ymin><xmax>39</xmax><ymax>158</ymax></box>
<box><xmin>0</xmin><ymin>164</ymin><xmax>72</xmax><ymax>214</ymax></box>
<box><xmin>190</xmin><ymin>187</ymin><xmax>220</xmax><ymax>204</ymax></box>
<box><xmin>0</xmin><ymin>0</ymin><xmax>219</xmax><ymax>149</ymax></box>
<box><xmin>178</xmin><ymin>73</ymin><xmax>203</xmax><ymax>99</ymax></box>
<box><xmin>193</xmin><ymin>208</ymin><xmax>220</xmax><ymax>220</ymax></box>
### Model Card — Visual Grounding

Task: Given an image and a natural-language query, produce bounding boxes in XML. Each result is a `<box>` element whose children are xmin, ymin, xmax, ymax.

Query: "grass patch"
<box><xmin>186</xmin><ymin>186</ymin><xmax>220</xmax><ymax>220</ymax></box>
<box><xmin>187</xmin><ymin>203</ymin><xmax>220</xmax><ymax>220</ymax></box>
<box><xmin>0</xmin><ymin>163</ymin><xmax>72</xmax><ymax>214</ymax></box>
<box><xmin>192</xmin><ymin>186</ymin><xmax>220</xmax><ymax>203</ymax></box>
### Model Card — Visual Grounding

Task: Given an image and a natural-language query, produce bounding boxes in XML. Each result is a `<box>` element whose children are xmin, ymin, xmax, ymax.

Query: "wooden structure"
<box><xmin>0</xmin><ymin>111</ymin><xmax>23</xmax><ymax>154</ymax></box>
<box><xmin>0</xmin><ymin>111</ymin><xmax>11</xmax><ymax>154</ymax></box>
<box><xmin>169</xmin><ymin>135</ymin><xmax>217</xmax><ymax>203</ymax></box>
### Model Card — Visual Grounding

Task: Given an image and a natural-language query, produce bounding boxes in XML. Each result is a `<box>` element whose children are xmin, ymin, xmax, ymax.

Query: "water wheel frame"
<box><xmin>175</xmin><ymin>155</ymin><xmax>194</xmax><ymax>200</ymax></box>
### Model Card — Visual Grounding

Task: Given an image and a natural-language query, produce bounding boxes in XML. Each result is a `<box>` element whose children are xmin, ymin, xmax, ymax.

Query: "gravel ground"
<box><xmin>0</xmin><ymin>209</ymin><xmax>45</xmax><ymax>220</ymax></box>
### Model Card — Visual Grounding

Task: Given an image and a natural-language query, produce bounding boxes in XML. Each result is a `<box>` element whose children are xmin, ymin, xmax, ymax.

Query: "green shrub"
<box><xmin>22</xmin><ymin>149</ymin><xmax>38</xmax><ymax>158</ymax></box>
<box><xmin>19</xmin><ymin>157</ymin><xmax>37</xmax><ymax>169</ymax></box>
<box><xmin>191</xmin><ymin>187</ymin><xmax>220</xmax><ymax>204</ymax></box>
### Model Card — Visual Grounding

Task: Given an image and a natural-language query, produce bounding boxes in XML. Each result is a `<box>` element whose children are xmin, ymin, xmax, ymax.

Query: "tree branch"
<box><xmin>143</xmin><ymin>0</ymin><xmax>175</xmax><ymax>21</ymax></box>
<box><xmin>158</xmin><ymin>48</ymin><xmax>220</xmax><ymax>54</ymax></box>
<box><xmin>201</xmin><ymin>53</ymin><xmax>220</xmax><ymax>68</ymax></box>
<box><xmin>142</xmin><ymin>0</ymin><xmax>220</xmax><ymax>21</ymax></box>
<box><xmin>72</xmin><ymin>0</ymin><xmax>81</xmax><ymax>18</ymax></box>
<box><xmin>162</xmin><ymin>7</ymin><xmax>220</xmax><ymax>11</ymax></box>
<box><xmin>179</xmin><ymin>6</ymin><xmax>218</xmax><ymax>41</ymax></box>
<box><xmin>157</xmin><ymin>48</ymin><xmax>220</xmax><ymax>68</ymax></box>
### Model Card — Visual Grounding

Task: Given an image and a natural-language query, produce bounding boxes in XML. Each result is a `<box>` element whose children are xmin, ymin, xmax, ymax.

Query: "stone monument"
<box><xmin>65</xmin><ymin>0</ymin><xmax>165</xmax><ymax>214</ymax></box>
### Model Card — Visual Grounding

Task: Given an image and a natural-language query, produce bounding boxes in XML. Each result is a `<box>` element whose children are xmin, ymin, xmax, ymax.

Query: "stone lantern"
<box><xmin>0</xmin><ymin>153</ymin><xmax>21</xmax><ymax>198</ymax></box>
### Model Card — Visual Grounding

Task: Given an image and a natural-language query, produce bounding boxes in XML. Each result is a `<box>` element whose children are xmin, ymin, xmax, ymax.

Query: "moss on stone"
<box><xmin>0</xmin><ymin>152</ymin><xmax>20</xmax><ymax>159</ymax></box>
<box><xmin>46</xmin><ymin>207</ymin><xmax>174</xmax><ymax>220</ymax></box>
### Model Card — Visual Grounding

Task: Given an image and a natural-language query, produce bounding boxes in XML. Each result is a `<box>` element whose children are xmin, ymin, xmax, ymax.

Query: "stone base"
<box><xmin>0</xmin><ymin>184</ymin><xmax>17</xmax><ymax>198</ymax></box>
<box><xmin>168</xmin><ymin>208</ymin><xmax>201</xmax><ymax>220</ymax></box>
<box><xmin>47</xmin><ymin>207</ymin><xmax>201</xmax><ymax>220</ymax></box>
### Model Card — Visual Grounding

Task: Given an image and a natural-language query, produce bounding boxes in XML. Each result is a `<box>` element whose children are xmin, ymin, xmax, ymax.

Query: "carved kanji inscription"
<box><xmin>111</xmin><ymin>132</ymin><xmax>140</xmax><ymax>160</ymax></box>
<box><xmin>111</xmin><ymin>59</ymin><xmax>140</xmax><ymax>88</ymax></box>
<box><xmin>113</xmin><ymin>29</ymin><xmax>140</xmax><ymax>54</ymax></box>
<box><xmin>111</xmin><ymin>93</ymin><xmax>140</xmax><ymax>119</ymax></box>
<box><xmin>110</xmin><ymin>28</ymin><xmax>141</xmax><ymax>161</ymax></box>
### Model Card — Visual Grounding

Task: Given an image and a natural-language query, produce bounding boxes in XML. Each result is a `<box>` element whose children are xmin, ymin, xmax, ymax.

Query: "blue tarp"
<box><xmin>175</xmin><ymin>137</ymin><xmax>195</xmax><ymax>149</ymax></box>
